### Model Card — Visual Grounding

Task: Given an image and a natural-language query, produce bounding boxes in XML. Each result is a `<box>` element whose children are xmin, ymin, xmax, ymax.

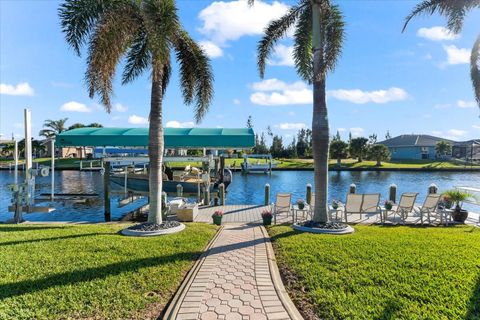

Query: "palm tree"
<box><xmin>367</xmin><ymin>144</ymin><xmax>390</xmax><ymax>166</ymax></box>
<box><xmin>59</xmin><ymin>0</ymin><xmax>213</xmax><ymax>224</ymax></box>
<box><xmin>329</xmin><ymin>139</ymin><xmax>348</xmax><ymax>165</ymax></box>
<box><xmin>39</xmin><ymin>118</ymin><xmax>69</xmax><ymax>138</ymax></box>
<box><xmin>256</xmin><ymin>0</ymin><xmax>345</xmax><ymax>223</ymax></box>
<box><xmin>435</xmin><ymin>140</ymin><xmax>452</xmax><ymax>159</ymax></box>
<box><xmin>403</xmin><ymin>1</ymin><xmax>480</xmax><ymax>108</ymax></box>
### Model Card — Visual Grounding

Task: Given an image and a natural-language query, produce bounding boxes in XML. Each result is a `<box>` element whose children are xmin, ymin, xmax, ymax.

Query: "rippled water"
<box><xmin>1</xmin><ymin>170</ymin><xmax>479</xmax><ymax>222</ymax></box>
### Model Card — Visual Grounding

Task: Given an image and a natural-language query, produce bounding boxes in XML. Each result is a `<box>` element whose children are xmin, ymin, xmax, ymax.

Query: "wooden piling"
<box><xmin>389</xmin><ymin>184</ymin><xmax>397</xmax><ymax>203</ymax></box>
<box><xmin>219</xmin><ymin>183</ymin><xmax>225</xmax><ymax>205</ymax></box>
<box><xmin>306</xmin><ymin>184</ymin><xmax>312</xmax><ymax>204</ymax></box>
<box><xmin>103</xmin><ymin>161</ymin><xmax>111</xmax><ymax>221</ymax></box>
<box><xmin>349</xmin><ymin>183</ymin><xmax>356</xmax><ymax>194</ymax></box>
<box><xmin>264</xmin><ymin>183</ymin><xmax>270</xmax><ymax>206</ymax></box>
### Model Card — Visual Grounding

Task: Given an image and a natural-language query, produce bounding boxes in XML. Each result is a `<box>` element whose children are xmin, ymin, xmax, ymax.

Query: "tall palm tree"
<box><xmin>39</xmin><ymin>118</ymin><xmax>69</xmax><ymax>138</ymax></box>
<box><xmin>256</xmin><ymin>0</ymin><xmax>345</xmax><ymax>223</ymax></box>
<box><xmin>403</xmin><ymin>0</ymin><xmax>480</xmax><ymax>108</ymax></box>
<box><xmin>59</xmin><ymin>0</ymin><xmax>213</xmax><ymax>224</ymax></box>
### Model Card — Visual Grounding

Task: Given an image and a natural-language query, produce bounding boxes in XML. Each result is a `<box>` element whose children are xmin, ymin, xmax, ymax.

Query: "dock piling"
<box><xmin>264</xmin><ymin>183</ymin><xmax>270</xmax><ymax>206</ymax></box>
<box><xmin>349</xmin><ymin>183</ymin><xmax>356</xmax><ymax>194</ymax></box>
<box><xmin>428</xmin><ymin>183</ymin><xmax>438</xmax><ymax>194</ymax></box>
<box><xmin>306</xmin><ymin>184</ymin><xmax>312</xmax><ymax>205</ymax></box>
<box><xmin>219</xmin><ymin>183</ymin><xmax>225</xmax><ymax>205</ymax></box>
<box><xmin>177</xmin><ymin>184</ymin><xmax>183</xmax><ymax>197</ymax></box>
<box><xmin>103</xmin><ymin>161</ymin><xmax>111</xmax><ymax>221</ymax></box>
<box><xmin>389</xmin><ymin>184</ymin><xmax>397</xmax><ymax>203</ymax></box>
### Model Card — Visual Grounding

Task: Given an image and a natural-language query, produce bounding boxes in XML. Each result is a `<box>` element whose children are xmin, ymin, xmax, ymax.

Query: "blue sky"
<box><xmin>1</xmin><ymin>0</ymin><xmax>479</xmax><ymax>143</ymax></box>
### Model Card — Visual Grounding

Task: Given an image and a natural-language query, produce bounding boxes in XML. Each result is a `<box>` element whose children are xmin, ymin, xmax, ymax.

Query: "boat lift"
<box><xmin>241</xmin><ymin>154</ymin><xmax>276</xmax><ymax>174</ymax></box>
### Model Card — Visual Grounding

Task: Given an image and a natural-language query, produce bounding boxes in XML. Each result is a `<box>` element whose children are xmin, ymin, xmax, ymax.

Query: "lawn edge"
<box><xmin>161</xmin><ymin>224</ymin><xmax>223</xmax><ymax>319</ymax></box>
<box><xmin>260</xmin><ymin>225</ymin><xmax>304</xmax><ymax>320</ymax></box>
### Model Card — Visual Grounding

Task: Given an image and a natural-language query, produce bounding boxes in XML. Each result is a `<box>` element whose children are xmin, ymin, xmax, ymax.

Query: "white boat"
<box><xmin>241</xmin><ymin>154</ymin><xmax>276</xmax><ymax>174</ymax></box>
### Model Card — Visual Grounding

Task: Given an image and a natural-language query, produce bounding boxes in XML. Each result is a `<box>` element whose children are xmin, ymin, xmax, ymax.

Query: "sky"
<box><xmin>1</xmin><ymin>0</ymin><xmax>479</xmax><ymax>143</ymax></box>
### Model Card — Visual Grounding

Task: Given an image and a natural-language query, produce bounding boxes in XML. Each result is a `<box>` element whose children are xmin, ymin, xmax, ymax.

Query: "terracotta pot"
<box><xmin>262</xmin><ymin>216</ymin><xmax>272</xmax><ymax>226</ymax></box>
<box><xmin>452</xmin><ymin>206</ymin><xmax>468</xmax><ymax>223</ymax></box>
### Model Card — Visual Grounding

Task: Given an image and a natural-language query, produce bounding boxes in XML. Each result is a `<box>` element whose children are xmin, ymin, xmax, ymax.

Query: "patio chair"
<box><xmin>341</xmin><ymin>194</ymin><xmax>363</xmax><ymax>223</ymax></box>
<box><xmin>384</xmin><ymin>193</ymin><xmax>418</xmax><ymax>224</ymax></box>
<box><xmin>413</xmin><ymin>194</ymin><xmax>442</xmax><ymax>224</ymax></box>
<box><xmin>272</xmin><ymin>193</ymin><xmax>292</xmax><ymax>223</ymax></box>
<box><xmin>360</xmin><ymin>194</ymin><xmax>382</xmax><ymax>220</ymax></box>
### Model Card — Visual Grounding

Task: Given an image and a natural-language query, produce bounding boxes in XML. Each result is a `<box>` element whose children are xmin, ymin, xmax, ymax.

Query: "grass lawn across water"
<box><xmin>268</xmin><ymin>225</ymin><xmax>480</xmax><ymax>320</ymax></box>
<box><xmin>0</xmin><ymin>223</ymin><xmax>217</xmax><ymax>320</ymax></box>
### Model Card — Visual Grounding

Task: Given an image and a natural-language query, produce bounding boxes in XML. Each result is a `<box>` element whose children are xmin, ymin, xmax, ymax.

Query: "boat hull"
<box><xmin>110</xmin><ymin>174</ymin><xmax>214</xmax><ymax>194</ymax></box>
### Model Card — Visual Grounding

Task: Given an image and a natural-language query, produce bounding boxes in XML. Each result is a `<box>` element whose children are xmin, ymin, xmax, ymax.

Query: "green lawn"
<box><xmin>0</xmin><ymin>223</ymin><xmax>217</xmax><ymax>320</ymax></box>
<box><xmin>268</xmin><ymin>225</ymin><xmax>480</xmax><ymax>320</ymax></box>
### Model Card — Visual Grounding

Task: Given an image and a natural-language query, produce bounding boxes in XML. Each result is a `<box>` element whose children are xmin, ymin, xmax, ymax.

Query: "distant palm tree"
<box><xmin>256</xmin><ymin>0</ymin><xmax>345</xmax><ymax>223</ymax></box>
<box><xmin>39</xmin><ymin>118</ymin><xmax>69</xmax><ymax>138</ymax></box>
<box><xmin>59</xmin><ymin>0</ymin><xmax>213</xmax><ymax>224</ymax></box>
<box><xmin>403</xmin><ymin>1</ymin><xmax>480</xmax><ymax>108</ymax></box>
<box><xmin>435</xmin><ymin>140</ymin><xmax>452</xmax><ymax>159</ymax></box>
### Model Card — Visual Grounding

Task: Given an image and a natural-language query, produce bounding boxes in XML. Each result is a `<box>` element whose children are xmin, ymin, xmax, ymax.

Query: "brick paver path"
<box><xmin>174</xmin><ymin>225</ymin><xmax>292</xmax><ymax>320</ymax></box>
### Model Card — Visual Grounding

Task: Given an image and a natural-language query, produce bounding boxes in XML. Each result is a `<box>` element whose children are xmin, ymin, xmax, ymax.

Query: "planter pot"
<box><xmin>262</xmin><ymin>216</ymin><xmax>272</xmax><ymax>226</ymax></box>
<box><xmin>452</xmin><ymin>208</ymin><xmax>468</xmax><ymax>223</ymax></box>
<box><xmin>298</xmin><ymin>203</ymin><xmax>305</xmax><ymax>210</ymax></box>
<box><xmin>212</xmin><ymin>215</ymin><xmax>223</xmax><ymax>226</ymax></box>
<box><xmin>385</xmin><ymin>204</ymin><xmax>393</xmax><ymax>210</ymax></box>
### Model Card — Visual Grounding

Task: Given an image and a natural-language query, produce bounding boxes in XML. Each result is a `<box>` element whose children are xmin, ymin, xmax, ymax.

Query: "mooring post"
<box><xmin>204</xmin><ymin>187</ymin><xmax>211</xmax><ymax>206</ymax></box>
<box><xmin>51</xmin><ymin>139</ymin><xmax>55</xmax><ymax>200</ymax></box>
<box><xmin>349</xmin><ymin>183</ymin><xmax>356</xmax><ymax>194</ymax></box>
<box><xmin>264</xmin><ymin>183</ymin><xmax>270</xmax><ymax>206</ymax></box>
<box><xmin>177</xmin><ymin>184</ymin><xmax>183</xmax><ymax>197</ymax></box>
<box><xmin>219</xmin><ymin>183</ymin><xmax>225</xmax><ymax>205</ymax></box>
<box><xmin>389</xmin><ymin>184</ymin><xmax>397</xmax><ymax>203</ymax></box>
<box><xmin>306</xmin><ymin>184</ymin><xmax>312</xmax><ymax>205</ymax></box>
<box><xmin>428</xmin><ymin>183</ymin><xmax>438</xmax><ymax>194</ymax></box>
<box><xmin>104</xmin><ymin>161</ymin><xmax>111</xmax><ymax>221</ymax></box>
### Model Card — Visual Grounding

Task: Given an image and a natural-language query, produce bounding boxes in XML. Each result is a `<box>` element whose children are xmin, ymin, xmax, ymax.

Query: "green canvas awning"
<box><xmin>56</xmin><ymin>127</ymin><xmax>255</xmax><ymax>149</ymax></box>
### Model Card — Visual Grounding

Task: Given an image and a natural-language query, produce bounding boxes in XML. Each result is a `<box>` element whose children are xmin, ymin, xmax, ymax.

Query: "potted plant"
<box><xmin>439</xmin><ymin>195</ymin><xmax>453</xmax><ymax>209</ymax></box>
<box><xmin>212</xmin><ymin>210</ymin><xmax>224</xmax><ymax>225</ymax></box>
<box><xmin>261</xmin><ymin>210</ymin><xmax>273</xmax><ymax>226</ymax></box>
<box><xmin>442</xmin><ymin>190</ymin><xmax>475</xmax><ymax>223</ymax></box>
<box><xmin>297</xmin><ymin>199</ymin><xmax>305</xmax><ymax>210</ymax></box>
<box><xmin>384</xmin><ymin>200</ymin><xmax>394</xmax><ymax>211</ymax></box>
<box><xmin>331</xmin><ymin>199</ymin><xmax>340</xmax><ymax>210</ymax></box>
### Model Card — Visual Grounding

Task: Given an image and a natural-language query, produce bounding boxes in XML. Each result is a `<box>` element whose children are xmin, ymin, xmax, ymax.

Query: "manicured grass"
<box><xmin>268</xmin><ymin>225</ymin><xmax>480</xmax><ymax>319</ymax></box>
<box><xmin>0</xmin><ymin>223</ymin><xmax>217</xmax><ymax>319</ymax></box>
<box><xmin>276</xmin><ymin>158</ymin><xmax>480</xmax><ymax>169</ymax></box>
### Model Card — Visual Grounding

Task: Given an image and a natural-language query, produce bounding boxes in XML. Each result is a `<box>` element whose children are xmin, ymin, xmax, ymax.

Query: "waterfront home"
<box><xmin>452</xmin><ymin>139</ymin><xmax>480</xmax><ymax>161</ymax></box>
<box><xmin>379</xmin><ymin>134</ymin><xmax>453</xmax><ymax>160</ymax></box>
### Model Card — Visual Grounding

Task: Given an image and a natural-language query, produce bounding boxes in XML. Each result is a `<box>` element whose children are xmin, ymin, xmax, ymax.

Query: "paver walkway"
<box><xmin>166</xmin><ymin>224</ymin><xmax>300</xmax><ymax>320</ymax></box>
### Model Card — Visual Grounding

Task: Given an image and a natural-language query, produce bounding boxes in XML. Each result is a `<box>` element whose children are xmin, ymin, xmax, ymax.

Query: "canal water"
<box><xmin>1</xmin><ymin>170</ymin><xmax>479</xmax><ymax>222</ymax></box>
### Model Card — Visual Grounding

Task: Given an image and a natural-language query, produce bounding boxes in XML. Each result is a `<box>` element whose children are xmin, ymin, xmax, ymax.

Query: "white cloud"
<box><xmin>443</xmin><ymin>45</ymin><xmax>470</xmax><ymax>65</ymax></box>
<box><xmin>198</xmin><ymin>0</ymin><xmax>289</xmax><ymax>45</ymax></box>
<box><xmin>60</xmin><ymin>101</ymin><xmax>91</xmax><ymax>112</ymax></box>
<box><xmin>447</xmin><ymin>129</ymin><xmax>467</xmax><ymax>137</ymax></box>
<box><xmin>251</xmin><ymin>78</ymin><xmax>307</xmax><ymax>91</ymax></box>
<box><xmin>114</xmin><ymin>103</ymin><xmax>128</xmax><ymax>112</ymax></box>
<box><xmin>472</xmin><ymin>125</ymin><xmax>480</xmax><ymax>130</ymax></box>
<box><xmin>0</xmin><ymin>82</ymin><xmax>34</xmax><ymax>96</ymax></box>
<box><xmin>165</xmin><ymin>121</ymin><xmax>194</xmax><ymax>128</ymax></box>
<box><xmin>337</xmin><ymin>128</ymin><xmax>346</xmax><ymax>132</ymax></box>
<box><xmin>233</xmin><ymin>99</ymin><xmax>241</xmax><ymax>105</ymax></box>
<box><xmin>457</xmin><ymin>100</ymin><xmax>475</xmax><ymax>108</ymax></box>
<box><xmin>128</xmin><ymin>115</ymin><xmax>148</xmax><ymax>125</ymax></box>
<box><xmin>275</xmin><ymin>123</ymin><xmax>306</xmax><ymax>130</ymax></box>
<box><xmin>250</xmin><ymin>78</ymin><xmax>312</xmax><ymax>106</ymax></box>
<box><xmin>268</xmin><ymin>44</ymin><xmax>294</xmax><ymax>66</ymax></box>
<box><xmin>417</xmin><ymin>26</ymin><xmax>459</xmax><ymax>41</ymax></box>
<box><xmin>328</xmin><ymin>87</ymin><xmax>408</xmax><ymax>104</ymax></box>
<box><xmin>350</xmin><ymin>127</ymin><xmax>365</xmax><ymax>137</ymax></box>
<box><xmin>199</xmin><ymin>40</ymin><xmax>223</xmax><ymax>58</ymax></box>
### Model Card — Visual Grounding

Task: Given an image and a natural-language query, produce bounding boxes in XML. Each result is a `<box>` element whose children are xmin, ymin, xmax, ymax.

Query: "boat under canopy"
<box><xmin>56</xmin><ymin>127</ymin><xmax>255</xmax><ymax>149</ymax></box>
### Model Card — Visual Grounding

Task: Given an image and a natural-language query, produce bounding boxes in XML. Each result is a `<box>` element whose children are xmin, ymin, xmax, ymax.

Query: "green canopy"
<box><xmin>56</xmin><ymin>127</ymin><xmax>255</xmax><ymax>149</ymax></box>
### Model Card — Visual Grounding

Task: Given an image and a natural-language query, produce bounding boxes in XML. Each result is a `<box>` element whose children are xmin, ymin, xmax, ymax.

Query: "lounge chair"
<box><xmin>384</xmin><ymin>193</ymin><xmax>418</xmax><ymax>224</ymax></box>
<box><xmin>272</xmin><ymin>193</ymin><xmax>292</xmax><ymax>223</ymax></box>
<box><xmin>339</xmin><ymin>193</ymin><xmax>381</xmax><ymax>223</ymax></box>
<box><xmin>414</xmin><ymin>194</ymin><xmax>442</xmax><ymax>224</ymax></box>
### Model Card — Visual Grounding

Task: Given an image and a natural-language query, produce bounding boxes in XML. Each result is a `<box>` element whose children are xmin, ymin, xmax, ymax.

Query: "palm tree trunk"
<box><xmin>148</xmin><ymin>67</ymin><xmax>164</xmax><ymax>224</ymax></box>
<box><xmin>311</xmin><ymin>1</ymin><xmax>329</xmax><ymax>223</ymax></box>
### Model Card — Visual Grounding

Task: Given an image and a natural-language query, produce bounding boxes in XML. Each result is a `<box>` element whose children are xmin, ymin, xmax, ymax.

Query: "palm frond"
<box><xmin>58</xmin><ymin>0</ymin><xmax>120</xmax><ymax>55</ymax></box>
<box><xmin>471</xmin><ymin>34</ymin><xmax>480</xmax><ymax>108</ymax></box>
<box><xmin>323</xmin><ymin>4</ymin><xmax>345</xmax><ymax>73</ymax></box>
<box><xmin>403</xmin><ymin>0</ymin><xmax>480</xmax><ymax>33</ymax></box>
<box><xmin>122</xmin><ymin>31</ymin><xmax>151</xmax><ymax>85</ymax></box>
<box><xmin>257</xmin><ymin>1</ymin><xmax>308</xmax><ymax>78</ymax></box>
<box><xmin>85</xmin><ymin>4</ymin><xmax>138</xmax><ymax>111</ymax></box>
<box><xmin>293</xmin><ymin>5</ymin><xmax>313</xmax><ymax>82</ymax></box>
<box><xmin>173</xmin><ymin>30</ymin><xmax>214</xmax><ymax>122</ymax></box>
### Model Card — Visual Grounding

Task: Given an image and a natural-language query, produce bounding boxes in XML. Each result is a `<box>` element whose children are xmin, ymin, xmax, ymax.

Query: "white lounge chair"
<box><xmin>414</xmin><ymin>194</ymin><xmax>442</xmax><ymax>224</ymax></box>
<box><xmin>272</xmin><ymin>193</ymin><xmax>292</xmax><ymax>223</ymax></box>
<box><xmin>384</xmin><ymin>193</ymin><xmax>418</xmax><ymax>224</ymax></box>
<box><xmin>340</xmin><ymin>193</ymin><xmax>381</xmax><ymax>223</ymax></box>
